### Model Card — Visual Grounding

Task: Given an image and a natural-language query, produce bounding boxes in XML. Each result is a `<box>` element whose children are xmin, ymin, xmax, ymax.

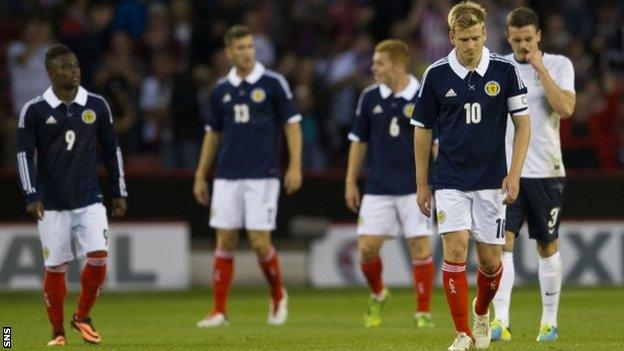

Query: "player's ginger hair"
<box><xmin>375</xmin><ymin>39</ymin><xmax>411</xmax><ymax>69</ymax></box>
<box><xmin>447</xmin><ymin>1</ymin><xmax>487</xmax><ymax>33</ymax></box>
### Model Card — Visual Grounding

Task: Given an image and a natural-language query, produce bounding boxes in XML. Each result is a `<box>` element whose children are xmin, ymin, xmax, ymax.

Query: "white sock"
<box><xmin>539</xmin><ymin>251</ymin><xmax>562</xmax><ymax>327</ymax></box>
<box><xmin>492</xmin><ymin>251</ymin><xmax>514</xmax><ymax>328</ymax></box>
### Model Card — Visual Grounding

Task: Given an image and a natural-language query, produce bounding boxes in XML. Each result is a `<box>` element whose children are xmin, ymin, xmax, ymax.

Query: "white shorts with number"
<box><xmin>38</xmin><ymin>202</ymin><xmax>109</xmax><ymax>267</ymax></box>
<box><xmin>210</xmin><ymin>178</ymin><xmax>280</xmax><ymax>231</ymax></box>
<box><xmin>435</xmin><ymin>189</ymin><xmax>506</xmax><ymax>244</ymax></box>
<box><xmin>357</xmin><ymin>193</ymin><xmax>433</xmax><ymax>238</ymax></box>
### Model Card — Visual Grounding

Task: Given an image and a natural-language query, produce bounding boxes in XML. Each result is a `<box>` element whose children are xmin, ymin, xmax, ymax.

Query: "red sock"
<box><xmin>412</xmin><ymin>256</ymin><xmax>434</xmax><ymax>313</ymax></box>
<box><xmin>442</xmin><ymin>260</ymin><xmax>471</xmax><ymax>335</ymax></box>
<box><xmin>475</xmin><ymin>264</ymin><xmax>503</xmax><ymax>315</ymax></box>
<box><xmin>44</xmin><ymin>264</ymin><xmax>67</xmax><ymax>334</ymax></box>
<box><xmin>213</xmin><ymin>250</ymin><xmax>234</xmax><ymax>314</ymax></box>
<box><xmin>360</xmin><ymin>256</ymin><xmax>384</xmax><ymax>295</ymax></box>
<box><xmin>258</xmin><ymin>247</ymin><xmax>284</xmax><ymax>303</ymax></box>
<box><xmin>76</xmin><ymin>253</ymin><xmax>107</xmax><ymax>319</ymax></box>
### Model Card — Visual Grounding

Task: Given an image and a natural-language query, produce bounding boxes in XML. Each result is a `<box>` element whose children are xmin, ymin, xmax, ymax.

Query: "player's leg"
<box><xmin>490</xmin><ymin>234</ymin><xmax>514</xmax><ymax>341</ymax></box>
<box><xmin>491</xmin><ymin>183</ymin><xmax>526</xmax><ymax>341</ymax></box>
<box><xmin>197</xmin><ymin>179</ymin><xmax>243</xmax><ymax>327</ymax></box>
<box><xmin>196</xmin><ymin>228</ymin><xmax>238</xmax><ymax>327</ymax></box>
<box><xmin>356</xmin><ymin>195</ymin><xmax>397</xmax><ymax>327</ymax></box>
<box><xmin>536</xmin><ymin>239</ymin><xmax>561</xmax><ymax>341</ymax></box>
<box><xmin>435</xmin><ymin>189</ymin><xmax>473</xmax><ymax>349</ymax></box>
<box><xmin>399</xmin><ymin>193</ymin><xmax>435</xmax><ymax>327</ymax></box>
<box><xmin>471</xmin><ymin>189</ymin><xmax>506</xmax><ymax>349</ymax></box>
<box><xmin>526</xmin><ymin>178</ymin><xmax>564</xmax><ymax>341</ymax></box>
<box><xmin>71</xmin><ymin>203</ymin><xmax>109</xmax><ymax>344</ymax></box>
<box><xmin>38</xmin><ymin>210</ymin><xmax>73</xmax><ymax>346</ymax></box>
<box><xmin>243</xmin><ymin>179</ymin><xmax>287</xmax><ymax>325</ymax></box>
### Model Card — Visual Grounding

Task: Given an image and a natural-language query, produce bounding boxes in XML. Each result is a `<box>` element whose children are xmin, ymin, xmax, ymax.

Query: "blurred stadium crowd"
<box><xmin>0</xmin><ymin>0</ymin><xmax>622</xmax><ymax>172</ymax></box>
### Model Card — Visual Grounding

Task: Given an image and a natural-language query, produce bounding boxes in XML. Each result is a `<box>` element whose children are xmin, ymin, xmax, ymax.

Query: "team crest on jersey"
<box><xmin>81</xmin><ymin>109</ymin><xmax>97</xmax><ymax>124</ymax></box>
<box><xmin>437</xmin><ymin>210</ymin><xmax>446</xmax><ymax>224</ymax></box>
<box><xmin>222</xmin><ymin>93</ymin><xmax>232</xmax><ymax>103</ymax></box>
<box><xmin>251</xmin><ymin>88</ymin><xmax>266</xmax><ymax>103</ymax></box>
<box><xmin>484</xmin><ymin>81</ymin><xmax>500</xmax><ymax>97</ymax></box>
<box><xmin>403</xmin><ymin>103</ymin><xmax>416</xmax><ymax>118</ymax></box>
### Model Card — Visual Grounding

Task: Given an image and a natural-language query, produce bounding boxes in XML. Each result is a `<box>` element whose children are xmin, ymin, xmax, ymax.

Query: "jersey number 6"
<box><xmin>65</xmin><ymin>130</ymin><xmax>76</xmax><ymax>150</ymax></box>
<box><xmin>389</xmin><ymin>117</ymin><xmax>400</xmax><ymax>137</ymax></box>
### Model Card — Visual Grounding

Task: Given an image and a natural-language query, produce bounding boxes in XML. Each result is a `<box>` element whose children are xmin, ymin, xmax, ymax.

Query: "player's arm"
<box><xmin>283</xmin><ymin>121</ymin><xmax>303</xmax><ymax>195</ymax></box>
<box><xmin>193</xmin><ymin>130</ymin><xmax>221</xmax><ymax>206</ymax></box>
<box><xmin>414</xmin><ymin>127</ymin><xmax>433</xmax><ymax>217</ymax></box>
<box><xmin>504</xmin><ymin>113</ymin><xmax>530</xmax><ymax>204</ymax></box>
<box><xmin>16</xmin><ymin>105</ymin><xmax>43</xmax><ymax>220</ymax></box>
<box><xmin>527</xmin><ymin>51</ymin><xmax>575</xmax><ymax>118</ymax></box>
<box><xmin>97</xmin><ymin>98</ymin><xmax>128</xmax><ymax>217</ymax></box>
<box><xmin>345</xmin><ymin>140</ymin><xmax>367</xmax><ymax>212</ymax></box>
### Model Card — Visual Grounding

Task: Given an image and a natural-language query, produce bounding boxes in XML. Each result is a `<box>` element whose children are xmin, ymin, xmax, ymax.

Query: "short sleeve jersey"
<box><xmin>348</xmin><ymin>75</ymin><xmax>421</xmax><ymax>195</ymax></box>
<box><xmin>412</xmin><ymin>47</ymin><xmax>529</xmax><ymax>191</ymax></box>
<box><xmin>206</xmin><ymin>62</ymin><xmax>301</xmax><ymax>179</ymax></box>
<box><xmin>504</xmin><ymin>53</ymin><xmax>575</xmax><ymax>178</ymax></box>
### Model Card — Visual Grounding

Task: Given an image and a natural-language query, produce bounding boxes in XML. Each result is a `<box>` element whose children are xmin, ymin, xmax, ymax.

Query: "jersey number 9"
<box><xmin>464</xmin><ymin>103</ymin><xmax>482</xmax><ymax>124</ymax></box>
<box><xmin>65</xmin><ymin>130</ymin><xmax>76</xmax><ymax>150</ymax></box>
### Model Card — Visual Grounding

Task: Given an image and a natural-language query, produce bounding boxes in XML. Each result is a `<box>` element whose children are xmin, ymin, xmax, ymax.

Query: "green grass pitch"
<box><xmin>1</xmin><ymin>286</ymin><xmax>623</xmax><ymax>350</ymax></box>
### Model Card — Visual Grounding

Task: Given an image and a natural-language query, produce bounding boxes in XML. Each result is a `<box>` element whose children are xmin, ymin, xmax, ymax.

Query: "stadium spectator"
<box><xmin>4</xmin><ymin>16</ymin><xmax>53</xmax><ymax>168</ymax></box>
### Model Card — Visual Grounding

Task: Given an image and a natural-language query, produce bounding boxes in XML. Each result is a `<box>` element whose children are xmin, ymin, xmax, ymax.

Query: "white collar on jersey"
<box><xmin>379</xmin><ymin>75</ymin><xmax>420</xmax><ymax>100</ymax></box>
<box><xmin>43</xmin><ymin>86</ymin><xmax>88</xmax><ymax>108</ymax></box>
<box><xmin>448</xmin><ymin>46</ymin><xmax>490</xmax><ymax>79</ymax></box>
<box><xmin>227</xmin><ymin>62</ymin><xmax>265</xmax><ymax>87</ymax></box>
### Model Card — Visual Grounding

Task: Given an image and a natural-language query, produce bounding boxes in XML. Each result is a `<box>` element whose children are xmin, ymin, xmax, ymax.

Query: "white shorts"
<box><xmin>435</xmin><ymin>189</ymin><xmax>506</xmax><ymax>244</ymax></box>
<box><xmin>357</xmin><ymin>194</ymin><xmax>433</xmax><ymax>238</ymax></box>
<box><xmin>210</xmin><ymin>178</ymin><xmax>280</xmax><ymax>231</ymax></box>
<box><xmin>38</xmin><ymin>202</ymin><xmax>109</xmax><ymax>267</ymax></box>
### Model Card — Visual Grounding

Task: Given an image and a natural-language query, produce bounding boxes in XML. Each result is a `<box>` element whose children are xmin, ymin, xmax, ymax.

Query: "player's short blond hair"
<box><xmin>224</xmin><ymin>25</ymin><xmax>253</xmax><ymax>47</ymax></box>
<box><xmin>374</xmin><ymin>39</ymin><xmax>410</xmax><ymax>69</ymax></box>
<box><xmin>447</xmin><ymin>1</ymin><xmax>487</xmax><ymax>33</ymax></box>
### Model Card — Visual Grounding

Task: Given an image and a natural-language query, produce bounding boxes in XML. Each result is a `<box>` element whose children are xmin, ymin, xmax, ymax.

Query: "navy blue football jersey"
<box><xmin>412</xmin><ymin>47</ymin><xmax>529</xmax><ymax>191</ymax></box>
<box><xmin>206</xmin><ymin>62</ymin><xmax>301</xmax><ymax>179</ymax></box>
<box><xmin>17</xmin><ymin>86</ymin><xmax>128</xmax><ymax>210</ymax></box>
<box><xmin>349</xmin><ymin>75</ymin><xmax>420</xmax><ymax>195</ymax></box>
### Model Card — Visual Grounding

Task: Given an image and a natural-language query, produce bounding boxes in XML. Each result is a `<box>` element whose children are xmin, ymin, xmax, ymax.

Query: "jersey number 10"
<box><xmin>464</xmin><ymin>103</ymin><xmax>482</xmax><ymax>124</ymax></box>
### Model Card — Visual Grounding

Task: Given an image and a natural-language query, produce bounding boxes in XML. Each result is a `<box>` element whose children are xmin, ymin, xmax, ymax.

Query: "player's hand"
<box><xmin>525</xmin><ymin>48</ymin><xmax>546</xmax><ymax>73</ymax></box>
<box><xmin>193</xmin><ymin>176</ymin><xmax>210</xmax><ymax>206</ymax></box>
<box><xmin>284</xmin><ymin>167</ymin><xmax>302</xmax><ymax>195</ymax></box>
<box><xmin>345</xmin><ymin>182</ymin><xmax>361</xmax><ymax>213</ymax></box>
<box><xmin>112</xmin><ymin>197</ymin><xmax>127</xmax><ymax>217</ymax></box>
<box><xmin>417</xmin><ymin>187</ymin><xmax>433</xmax><ymax>218</ymax></box>
<box><xmin>501</xmin><ymin>173</ymin><xmax>520</xmax><ymax>205</ymax></box>
<box><xmin>26</xmin><ymin>201</ymin><xmax>44</xmax><ymax>220</ymax></box>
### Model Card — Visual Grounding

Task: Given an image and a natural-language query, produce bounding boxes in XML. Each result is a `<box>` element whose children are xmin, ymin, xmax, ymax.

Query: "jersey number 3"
<box><xmin>234</xmin><ymin>103</ymin><xmax>250</xmax><ymax>123</ymax></box>
<box><xmin>464</xmin><ymin>103</ymin><xmax>482</xmax><ymax>124</ymax></box>
<box><xmin>65</xmin><ymin>130</ymin><xmax>76</xmax><ymax>150</ymax></box>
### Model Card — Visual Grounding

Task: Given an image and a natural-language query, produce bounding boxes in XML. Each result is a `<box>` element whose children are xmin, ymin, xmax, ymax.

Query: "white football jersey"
<box><xmin>505</xmin><ymin>53</ymin><xmax>575</xmax><ymax>178</ymax></box>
